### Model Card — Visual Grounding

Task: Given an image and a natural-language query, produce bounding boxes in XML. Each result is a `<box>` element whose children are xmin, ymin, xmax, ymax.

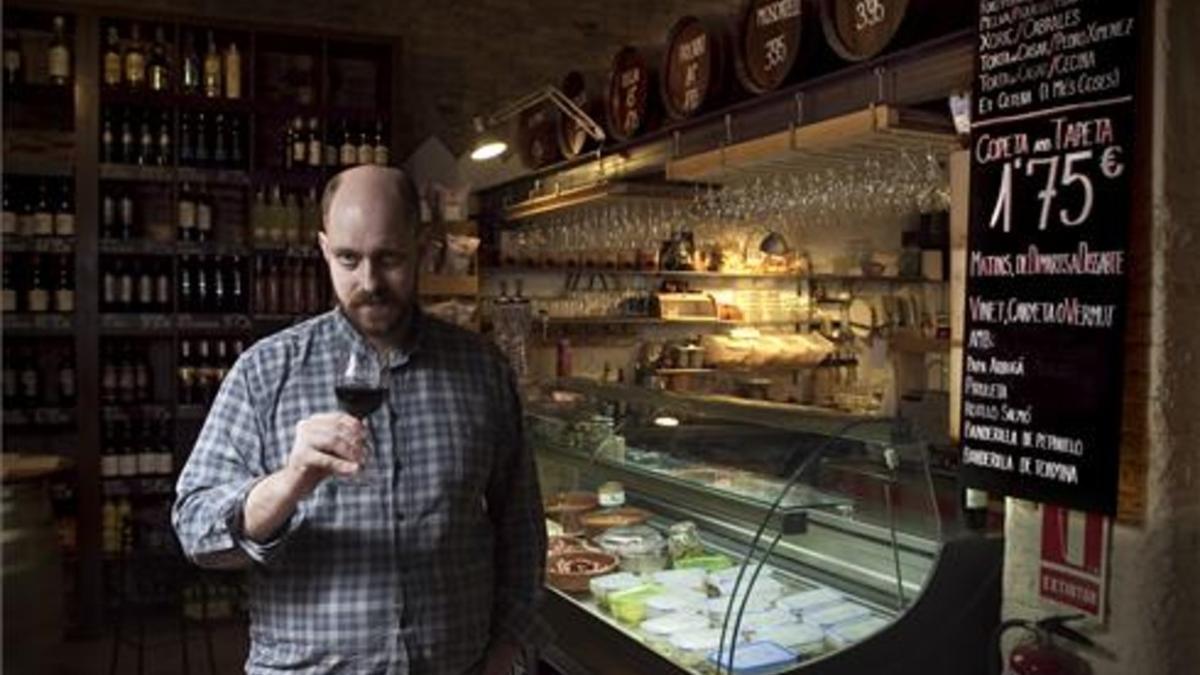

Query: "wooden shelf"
<box><xmin>418</xmin><ymin>274</ymin><xmax>479</xmax><ymax>296</ymax></box>
<box><xmin>502</xmin><ymin>181</ymin><xmax>697</xmax><ymax>221</ymax></box>
<box><xmin>666</xmin><ymin>105</ymin><xmax>961</xmax><ymax>184</ymax></box>
<box><xmin>3</xmin><ymin>235</ymin><xmax>76</xmax><ymax>253</ymax></box>
<box><xmin>100</xmin><ymin>164</ymin><xmax>251</xmax><ymax>184</ymax></box>
<box><xmin>2</xmin><ymin>313</ymin><xmax>75</xmax><ymax>335</ymax></box>
<box><xmin>3</xmin><ymin>408</ymin><xmax>77</xmax><ymax>428</ymax></box>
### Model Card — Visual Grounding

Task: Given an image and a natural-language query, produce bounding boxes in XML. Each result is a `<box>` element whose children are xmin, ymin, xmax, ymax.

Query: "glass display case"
<box><xmin>527</xmin><ymin>378</ymin><xmax>1001</xmax><ymax>675</ymax></box>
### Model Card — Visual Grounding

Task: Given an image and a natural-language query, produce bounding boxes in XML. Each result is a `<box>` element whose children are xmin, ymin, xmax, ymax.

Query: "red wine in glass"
<box><xmin>335</xmin><ymin>385</ymin><xmax>386</xmax><ymax>419</ymax></box>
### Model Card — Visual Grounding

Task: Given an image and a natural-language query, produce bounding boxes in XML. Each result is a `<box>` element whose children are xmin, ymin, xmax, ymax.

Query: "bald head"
<box><xmin>321</xmin><ymin>165</ymin><xmax>421</xmax><ymax>238</ymax></box>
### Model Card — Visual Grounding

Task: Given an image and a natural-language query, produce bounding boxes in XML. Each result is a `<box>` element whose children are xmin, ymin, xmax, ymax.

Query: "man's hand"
<box><xmin>285</xmin><ymin>412</ymin><xmax>367</xmax><ymax>489</ymax></box>
<box><xmin>242</xmin><ymin>412</ymin><xmax>365</xmax><ymax>543</ymax></box>
<box><xmin>481</xmin><ymin>640</ymin><xmax>520</xmax><ymax>675</ymax></box>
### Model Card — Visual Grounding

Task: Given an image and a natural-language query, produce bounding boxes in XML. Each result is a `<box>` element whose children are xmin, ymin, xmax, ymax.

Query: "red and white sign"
<box><xmin>1039</xmin><ymin>505</ymin><xmax>1110</xmax><ymax>620</ymax></box>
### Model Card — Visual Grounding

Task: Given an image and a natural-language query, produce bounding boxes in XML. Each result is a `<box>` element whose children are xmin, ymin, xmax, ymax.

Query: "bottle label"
<box><xmin>1</xmin><ymin>211</ymin><xmax>16</xmax><ymax>234</ymax></box>
<box><xmin>308</xmin><ymin>140</ymin><xmax>322</xmax><ymax>167</ymax></box>
<box><xmin>54</xmin><ymin>289</ymin><xmax>74</xmax><ymax>313</ymax></box>
<box><xmin>125</xmin><ymin>53</ymin><xmax>145</xmax><ymax>85</ymax></box>
<box><xmin>138</xmin><ymin>276</ymin><xmax>153</xmax><ymax>305</ymax></box>
<box><xmin>103</xmin><ymin>274</ymin><xmax>116</xmax><ymax>304</ymax></box>
<box><xmin>156</xmin><ymin>276</ymin><xmax>171</xmax><ymax>305</ymax></box>
<box><xmin>156</xmin><ymin>452</ymin><xmax>173</xmax><ymax>475</ymax></box>
<box><xmin>225</xmin><ymin>56</ymin><xmax>241</xmax><ymax>99</ymax></box>
<box><xmin>374</xmin><ymin>146</ymin><xmax>390</xmax><ymax>166</ymax></box>
<box><xmin>340</xmin><ymin>145</ymin><xmax>357</xmax><ymax>166</ymax></box>
<box><xmin>54</xmin><ymin>213</ymin><xmax>75</xmax><ymax>236</ymax></box>
<box><xmin>119</xmin><ymin>276</ymin><xmax>133</xmax><ymax>304</ymax></box>
<box><xmin>27</xmin><ymin>289</ymin><xmax>50</xmax><ymax>313</ymax></box>
<box><xmin>49</xmin><ymin>47</ymin><xmax>70</xmax><ymax>79</ymax></box>
<box><xmin>20</xmin><ymin>370</ymin><xmax>38</xmax><ymax>398</ymax></box>
<box><xmin>197</xmin><ymin>203</ymin><xmax>212</xmax><ymax>231</ymax></box>
<box><xmin>118</xmin><ymin>454</ymin><xmax>138</xmax><ymax>477</ymax></box>
<box><xmin>357</xmin><ymin>145</ymin><xmax>375</xmax><ymax>165</ymax></box>
<box><xmin>4</xmin><ymin>50</ymin><xmax>20</xmax><ymax>74</ymax></box>
<box><xmin>293</xmin><ymin>141</ymin><xmax>307</xmax><ymax>163</ymax></box>
<box><xmin>324</xmin><ymin>145</ymin><xmax>338</xmax><ymax>167</ymax></box>
<box><xmin>34</xmin><ymin>213</ymin><xmax>54</xmax><ymax>235</ymax></box>
<box><xmin>179</xmin><ymin>201</ymin><xmax>196</xmax><ymax>229</ymax></box>
<box><xmin>137</xmin><ymin>452</ymin><xmax>156</xmax><ymax>475</ymax></box>
<box><xmin>2</xmin><ymin>289</ymin><xmax>16</xmax><ymax>312</ymax></box>
<box><xmin>101</xmin><ymin>456</ymin><xmax>121</xmax><ymax>478</ymax></box>
<box><xmin>104</xmin><ymin>54</ymin><xmax>121</xmax><ymax>85</ymax></box>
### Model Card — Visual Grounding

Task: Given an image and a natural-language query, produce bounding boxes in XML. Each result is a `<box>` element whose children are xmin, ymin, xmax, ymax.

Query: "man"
<box><xmin>173</xmin><ymin>165</ymin><xmax>547</xmax><ymax>674</ymax></box>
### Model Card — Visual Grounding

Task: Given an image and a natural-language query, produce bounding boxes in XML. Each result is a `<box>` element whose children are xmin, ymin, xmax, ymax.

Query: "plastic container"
<box><xmin>803</xmin><ymin>602</ymin><xmax>871</xmax><ymax>629</ymax></box>
<box><xmin>707</xmin><ymin>594</ymin><xmax>776</xmax><ymax>624</ymax></box>
<box><xmin>753</xmin><ymin>622</ymin><xmax>827</xmax><ymax>657</ymax></box>
<box><xmin>733</xmin><ymin>608</ymin><xmax>797</xmax><ymax>637</ymax></box>
<box><xmin>641</xmin><ymin>611</ymin><xmax>712</xmax><ymax>650</ymax></box>
<box><xmin>607</xmin><ymin>583</ymin><xmax>664</xmax><ymax>626</ymax></box>
<box><xmin>674</xmin><ymin>553</ymin><xmax>734</xmax><ymax>572</ymax></box>
<box><xmin>825</xmin><ymin>615</ymin><xmax>889</xmax><ymax>648</ymax></box>
<box><xmin>651</xmin><ymin>568</ymin><xmax>707</xmax><ymax>592</ymax></box>
<box><xmin>708</xmin><ymin>573</ymin><xmax>785</xmax><ymax>601</ymax></box>
<box><xmin>777</xmin><ymin>587</ymin><xmax>843</xmax><ymax>615</ymax></box>
<box><xmin>595</xmin><ymin>524</ymin><xmax>668</xmax><ymax>574</ymax></box>
<box><xmin>669</xmin><ymin>628</ymin><xmax>741</xmax><ymax>669</ymax></box>
<box><xmin>706</xmin><ymin>640</ymin><xmax>797</xmax><ymax>674</ymax></box>
<box><xmin>589</xmin><ymin>572</ymin><xmax>642</xmax><ymax>607</ymax></box>
<box><xmin>645</xmin><ymin>588</ymin><xmax>709</xmax><ymax>618</ymax></box>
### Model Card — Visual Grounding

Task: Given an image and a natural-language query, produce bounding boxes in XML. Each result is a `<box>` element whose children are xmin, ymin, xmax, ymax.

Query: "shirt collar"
<box><xmin>330</xmin><ymin>305</ymin><xmax>426</xmax><ymax>369</ymax></box>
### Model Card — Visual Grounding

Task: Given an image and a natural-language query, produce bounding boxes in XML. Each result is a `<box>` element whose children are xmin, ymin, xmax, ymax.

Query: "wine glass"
<box><xmin>334</xmin><ymin>349</ymin><xmax>388</xmax><ymax>485</ymax></box>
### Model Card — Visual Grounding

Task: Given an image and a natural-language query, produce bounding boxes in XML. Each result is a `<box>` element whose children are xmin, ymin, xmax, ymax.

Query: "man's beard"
<box><xmin>339</xmin><ymin>289</ymin><xmax>411</xmax><ymax>340</ymax></box>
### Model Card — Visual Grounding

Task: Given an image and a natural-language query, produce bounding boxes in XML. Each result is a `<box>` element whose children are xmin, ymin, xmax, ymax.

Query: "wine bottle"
<box><xmin>178</xmin><ymin>183</ymin><xmax>195</xmax><ymax>242</ymax></box>
<box><xmin>120</xmin><ymin>110</ymin><xmax>134</xmax><ymax>165</ymax></box>
<box><xmin>148</xmin><ymin>26</ymin><xmax>169</xmax><ymax>92</ymax></box>
<box><xmin>102</xmin><ymin>110</ymin><xmax>116</xmax><ymax>163</ymax></box>
<box><xmin>1</xmin><ymin>253</ymin><xmax>17</xmax><ymax>312</ymax></box>
<box><xmin>181</xmin><ymin>31</ymin><xmax>200</xmax><ymax>94</ymax></box>
<box><xmin>47</xmin><ymin>16</ymin><xmax>71</xmax><ymax>86</ymax></box>
<box><xmin>53</xmin><ymin>180</ymin><xmax>74</xmax><ymax>237</ymax></box>
<box><xmin>307</xmin><ymin>117</ymin><xmax>322</xmax><ymax>167</ymax></box>
<box><xmin>157</xmin><ymin>111</ymin><xmax>172</xmax><ymax>166</ymax></box>
<box><xmin>373</xmin><ymin>120</ymin><xmax>389</xmax><ymax>166</ymax></box>
<box><xmin>124</xmin><ymin>23</ymin><xmax>146</xmax><ymax>90</ymax></box>
<box><xmin>195</xmin><ymin>191</ymin><xmax>212</xmax><ymax>243</ymax></box>
<box><xmin>356</xmin><ymin>128</ymin><xmax>375</xmax><ymax>165</ymax></box>
<box><xmin>290</xmin><ymin>116</ymin><xmax>306</xmax><ymax>168</ymax></box>
<box><xmin>26</xmin><ymin>255</ymin><xmax>51</xmax><ymax>313</ymax></box>
<box><xmin>57</xmin><ymin>349</ymin><xmax>76</xmax><ymax>406</ymax></box>
<box><xmin>195</xmin><ymin>112</ymin><xmax>209</xmax><ymax>165</ymax></box>
<box><xmin>102</xmin><ymin>26</ymin><xmax>122</xmax><ymax>88</ymax></box>
<box><xmin>223</xmin><ymin>40</ymin><xmax>241</xmax><ymax>99</ymax></box>
<box><xmin>2</xmin><ymin>180</ymin><xmax>16</xmax><ymax>235</ymax></box>
<box><xmin>118</xmin><ymin>190</ymin><xmax>134</xmax><ymax>240</ymax></box>
<box><xmin>179</xmin><ymin>112</ymin><xmax>194</xmax><ymax>164</ymax></box>
<box><xmin>339</xmin><ymin>120</ymin><xmax>357</xmax><ymax>166</ymax></box>
<box><xmin>202</xmin><ymin>31</ymin><xmax>221</xmax><ymax>98</ymax></box>
<box><xmin>178</xmin><ymin>339</ymin><xmax>194</xmax><ymax>405</ymax></box>
<box><xmin>3</xmin><ymin>29</ymin><xmax>22</xmax><ymax>88</ymax></box>
<box><xmin>54</xmin><ymin>254</ymin><xmax>74</xmax><ymax>313</ymax></box>
<box><xmin>32</xmin><ymin>181</ymin><xmax>54</xmax><ymax>237</ymax></box>
<box><xmin>155</xmin><ymin>259</ymin><xmax>171</xmax><ymax>312</ymax></box>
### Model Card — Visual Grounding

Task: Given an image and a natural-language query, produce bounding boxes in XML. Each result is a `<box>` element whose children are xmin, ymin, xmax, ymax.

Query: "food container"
<box><xmin>707</xmin><ymin>568</ymin><xmax>785</xmax><ymax>600</ymax></box>
<box><xmin>589</xmin><ymin>572</ymin><xmax>642</xmax><ymax>607</ymax></box>
<box><xmin>753</xmin><ymin>622</ymin><xmax>827</xmax><ymax>657</ymax></box>
<box><xmin>543</xmin><ymin>491</ymin><xmax>599</xmax><ymax>535</ymax></box>
<box><xmin>546</xmin><ymin>550</ymin><xmax>619</xmax><ymax>594</ymax></box>
<box><xmin>666</xmin><ymin>521</ymin><xmax>704</xmax><ymax>562</ymax></box>
<box><xmin>706</xmin><ymin>594</ymin><xmax>776</xmax><ymax>624</ymax></box>
<box><xmin>650</xmin><ymin>568</ymin><xmax>707</xmax><ymax>592</ymax></box>
<box><xmin>580</xmin><ymin>506</ymin><xmax>652</xmax><ymax>536</ymax></box>
<box><xmin>777</xmin><ymin>587</ymin><xmax>843</xmax><ymax>615</ymax></box>
<box><xmin>607</xmin><ymin>583</ymin><xmax>664</xmax><ymax>626</ymax></box>
<box><xmin>547</xmin><ymin>535</ymin><xmax>595</xmax><ymax>557</ymax></box>
<box><xmin>595</xmin><ymin>524</ymin><xmax>668</xmax><ymax>573</ymax></box>
<box><xmin>668</xmin><ymin>628</ymin><xmax>741</xmax><ymax>669</ymax></box>
<box><xmin>674</xmin><ymin>554</ymin><xmax>734</xmax><ymax>572</ymax></box>
<box><xmin>644</xmin><ymin>588</ymin><xmax>709</xmax><ymax>618</ymax></box>
<box><xmin>640</xmin><ymin>611</ymin><xmax>712</xmax><ymax>650</ymax></box>
<box><xmin>802</xmin><ymin>601</ymin><xmax>871</xmax><ymax>629</ymax></box>
<box><xmin>706</xmin><ymin>640</ymin><xmax>797</xmax><ymax>675</ymax></box>
<box><xmin>732</xmin><ymin>608</ymin><xmax>797</xmax><ymax>638</ymax></box>
<box><xmin>825</xmin><ymin>615</ymin><xmax>889</xmax><ymax>648</ymax></box>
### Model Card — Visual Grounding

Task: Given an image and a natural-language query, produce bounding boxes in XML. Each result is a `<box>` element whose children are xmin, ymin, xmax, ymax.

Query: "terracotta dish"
<box><xmin>580</xmin><ymin>506</ymin><xmax>652</xmax><ymax>534</ymax></box>
<box><xmin>546</xmin><ymin>550</ymin><xmax>620</xmax><ymax>593</ymax></box>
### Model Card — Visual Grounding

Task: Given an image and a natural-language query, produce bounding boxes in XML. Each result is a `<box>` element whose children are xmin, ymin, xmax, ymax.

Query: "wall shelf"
<box><xmin>666</xmin><ymin>105</ymin><xmax>962</xmax><ymax>184</ymax></box>
<box><xmin>502</xmin><ymin>180</ymin><xmax>697</xmax><ymax>222</ymax></box>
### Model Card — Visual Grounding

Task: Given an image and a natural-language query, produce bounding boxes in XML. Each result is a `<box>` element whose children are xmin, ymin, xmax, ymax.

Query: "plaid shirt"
<box><xmin>173</xmin><ymin>309</ymin><xmax>547</xmax><ymax>674</ymax></box>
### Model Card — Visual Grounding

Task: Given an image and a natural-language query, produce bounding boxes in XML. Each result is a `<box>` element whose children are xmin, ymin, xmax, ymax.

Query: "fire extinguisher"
<box><xmin>991</xmin><ymin>614</ymin><xmax>1095</xmax><ymax>675</ymax></box>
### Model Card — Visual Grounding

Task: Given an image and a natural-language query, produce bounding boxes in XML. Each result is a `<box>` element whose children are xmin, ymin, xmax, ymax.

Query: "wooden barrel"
<box><xmin>735</xmin><ymin>0</ymin><xmax>829</xmax><ymax>94</ymax></box>
<box><xmin>660</xmin><ymin>15</ymin><xmax>735</xmax><ymax>120</ymax></box>
<box><xmin>516</xmin><ymin>100</ymin><xmax>563</xmax><ymax>170</ymax></box>
<box><xmin>606</xmin><ymin>45</ymin><xmax>663</xmax><ymax>142</ymax></box>
<box><xmin>556</xmin><ymin>70</ymin><xmax>607</xmax><ymax>159</ymax></box>
<box><xmin>818</xmin><ymin>0</ymin><xmax>971</xmax><ymax>62</ymax></box>
<box><xmin>2</xmin><ymin>482</ymin><xmax>64</xmax><ymax>674</ymax></box>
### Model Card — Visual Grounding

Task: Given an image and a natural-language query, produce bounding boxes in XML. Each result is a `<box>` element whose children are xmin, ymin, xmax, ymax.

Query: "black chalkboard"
<box><xmin>961</xmin><ymin>0</ymin><xmax>1140</xmax><ymax>514</ymax></box>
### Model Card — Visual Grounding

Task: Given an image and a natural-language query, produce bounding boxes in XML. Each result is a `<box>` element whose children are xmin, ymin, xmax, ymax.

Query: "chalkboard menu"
<box><xmin>961</xmin><ymin>0</ymin><xmax>1140</xmax><ymax>514</ymax></box>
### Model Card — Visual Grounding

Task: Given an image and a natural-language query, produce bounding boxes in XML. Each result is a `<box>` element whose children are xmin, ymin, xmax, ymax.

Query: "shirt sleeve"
<box><xmin>485</xmin><ymin>360</ymin><xmax>551</xmax><ymax>649</ymax></box>
<box><xmin>172</xmin><ymin>356</ymin><xmax>305</xmax><ymax>569</ymax></box>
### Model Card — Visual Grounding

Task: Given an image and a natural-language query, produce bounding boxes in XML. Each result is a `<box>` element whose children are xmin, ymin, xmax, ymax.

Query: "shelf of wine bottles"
<box><xmin>2</xmin><ymin>337</ymin><xmax>76</xmax><ymax>423</ymax></box>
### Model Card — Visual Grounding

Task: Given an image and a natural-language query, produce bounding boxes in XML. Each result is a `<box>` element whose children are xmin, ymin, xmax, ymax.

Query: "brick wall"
<box><xmin>58</xmin><ymin>0</ymin><xmax>743</xmax><ymax>156</ymax></box>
